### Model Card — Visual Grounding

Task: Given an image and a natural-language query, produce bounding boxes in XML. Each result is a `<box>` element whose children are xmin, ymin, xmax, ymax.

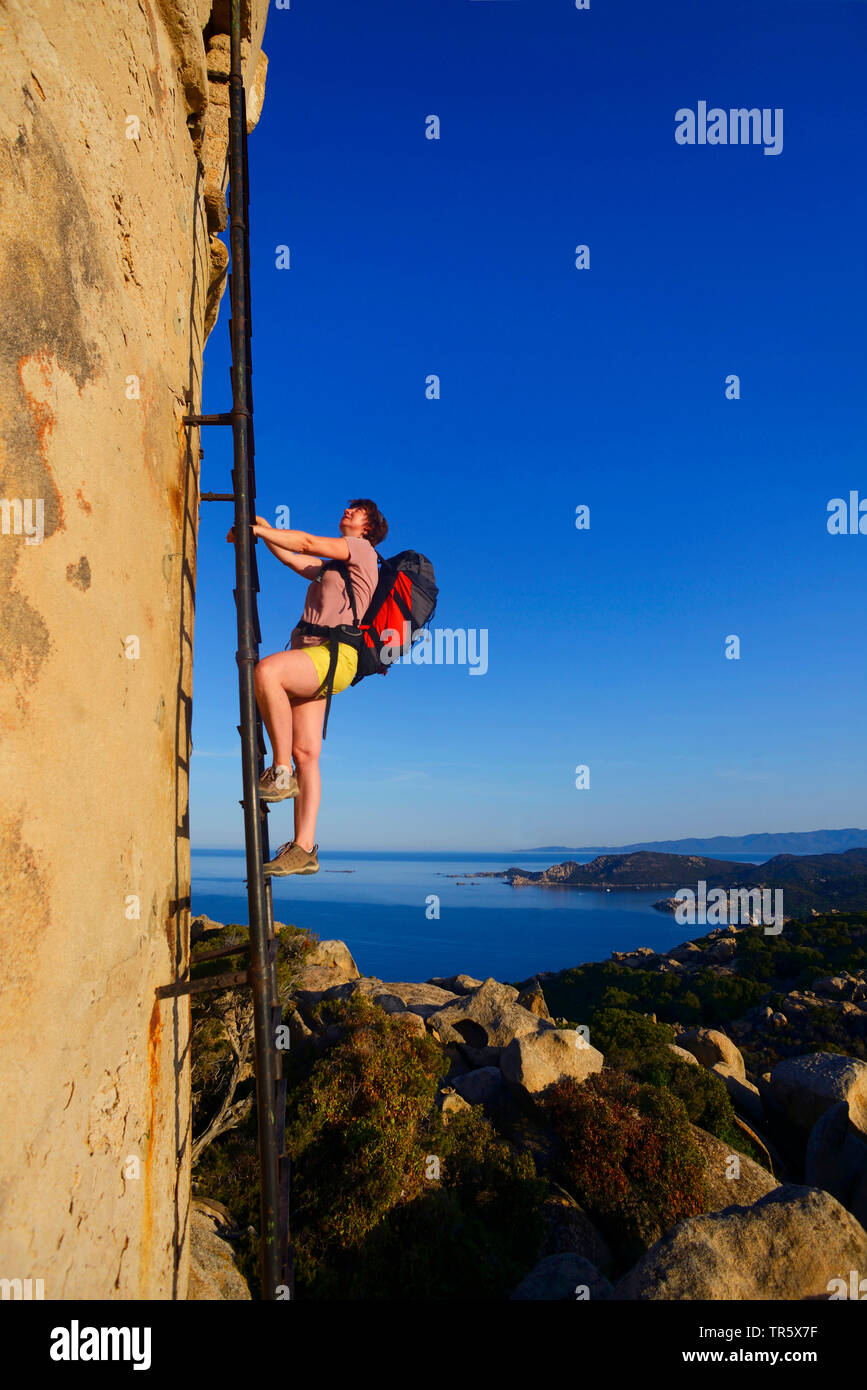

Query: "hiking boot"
<box><xmin>264</xmin><ymin>841</ymin><xmax>319</xmax><ymax>876</ymax></box>
<box><xmin>258</xmin><ymin>764</ymin><xmax>299</xmax><ymax>801</ymax></box>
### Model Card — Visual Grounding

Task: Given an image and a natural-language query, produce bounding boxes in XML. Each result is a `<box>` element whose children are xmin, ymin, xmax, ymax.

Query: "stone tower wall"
<box><xmin>0</xmin><ymin>0</ymin><xmax>269</xmax><ymax>1299</ymax></box>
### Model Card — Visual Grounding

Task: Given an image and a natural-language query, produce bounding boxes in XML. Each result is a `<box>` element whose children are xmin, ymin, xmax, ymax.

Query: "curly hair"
<box><xmin>348</xmin><ymin>497</ymin><xmax>388</xmax><ymax>547</ymax></box>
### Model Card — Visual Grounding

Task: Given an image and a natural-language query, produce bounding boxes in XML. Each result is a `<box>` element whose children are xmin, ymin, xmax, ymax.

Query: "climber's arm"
<box><xmin>268</xmin><ymin>542</ymin><xmax>324</xmax><ymax>579</ymax></box>
<box><xmin>228</xmin><ymin>521</ymin><xmax>324</xmax><ymax>577</ymax></box>
<box><xmin>252</xmin><ymin>523</ymin><xmax>351</xmax><ymax>563</ymax></box>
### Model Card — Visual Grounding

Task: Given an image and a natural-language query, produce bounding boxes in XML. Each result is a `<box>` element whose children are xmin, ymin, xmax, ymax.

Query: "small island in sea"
<box><xmin>450</xmin><ymin>848</ymin><xmax>867</xmax><ymax>920</ymax></box>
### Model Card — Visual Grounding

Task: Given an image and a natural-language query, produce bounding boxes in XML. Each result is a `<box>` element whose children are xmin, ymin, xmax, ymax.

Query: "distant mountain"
<box><xmin>520</xmin><ymin>829</ymin><xmax>867</xmax><ymax>857</ymax></box>
<box><xmin>503</xmin><ymin>848</ymin><xmax>867</xmax><ymax>916</ymax></box>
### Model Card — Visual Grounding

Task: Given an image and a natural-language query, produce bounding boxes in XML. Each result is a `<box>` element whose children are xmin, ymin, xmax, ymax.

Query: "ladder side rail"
<box><xmin>227</xmin><ymin>0</ymin><xmax>282</xmax><ymax>1302</ymax></box>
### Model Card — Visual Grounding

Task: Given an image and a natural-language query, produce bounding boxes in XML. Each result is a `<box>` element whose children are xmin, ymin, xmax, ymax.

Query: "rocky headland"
<box><xmin>189</xmin><ymin>912</ymin><xmax>867</xmax><ymax>1300</ymax></box>
<box><xmin>475</xmin><ymin>848</ymin><xmax>867</xmax><ymax>919</ymax></box>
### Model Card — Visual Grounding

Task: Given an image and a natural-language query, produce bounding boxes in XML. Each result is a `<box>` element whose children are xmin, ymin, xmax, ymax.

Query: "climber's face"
<box><xmin>339</xmin><ymin>505</ymin><xmax>369</xmax><ymax>538</ymax></box>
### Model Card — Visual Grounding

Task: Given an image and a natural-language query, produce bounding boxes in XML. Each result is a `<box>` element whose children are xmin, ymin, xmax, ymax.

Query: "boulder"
<box><xmin>187</xmin><ymin>1208</ymin><xmax>251</xmax><ymax>1301</ymax></box>
<box><xmin>690</xmin><ymin>1126</ymin><xmax>778</xmax><ymax>1212</ymax></box>
<box><xmin>768</xmin><ymin>1054</ymin><xmax>867</xmax><ymax>1136</ymax></box>
<box><xmin>426</xmin><ymin>977</ymin><xmax>553</xmax><ymax>1048</ymax></box>
<box><xmin>709</xmin><ymin>939</ymin><xmax>737</xmax><ymax>963</ymax></box>
<box><xmin>668</xmin><ymin>942</ymin><xmax>703</xmax><ymax>963</ymax></box>
<box><xmin>390</xmin><ymin>1010</ymin><xmax>427</xmax><ymax>1040</ymax></box>
<box><xmin>284</xmin><ymin>1007</ymin><xmax>314</xmax><ymax>1049</ymax></box>
<box><xmin>731</xmin><ymin>1116</ymin><xmax>780</xmax><ymax>1177</ymax></box>
<box><xmin>668</xmin><ymin>1044</ymin><xmax>699</xmax><ymax>1066</ymax></box>
<box><xmin>675</xmin><ymin>1028</ymin><xmax>746</xmax><ymax>1081</ymax></box>
<box><xmin>382</xmin><ymin>981</ymin><xmax>460</xmax><ymax>1010</ymax></box>
<box><xmin>613</xmin><ymin>1185</ymin><xmax>867</xmax><ymax>1300</ymax></box>
<box><xmin>510</xmin><ymin>1253</ymin><xmax>613</xmax><ymax>1301</ymax></box>
<box><xmin>452</xmin><ymin>1066</ymin><xmax>507</xmax><ymax>1109</ymax></box>
<box><xmin>501</xmin><ymin>1029</ymin><xmax>603</xmax><ymax>1102</ymax></box>
<box><xmin>438</xmin><ymin>1089</ymin><xmax>472</xmax><ymax>1123</ymax></box>
<box><xmin>713</xmin><ymin>1069</ymin><xmax>765</xmax><ymax>1127</ymax></box>
<box><xmin>537</xmin><ymin>1184</ymin><xmax>614</xmax><ymax>1275</ymax></box>
<box><xmin>516</xmin><ymin>981</ymin><xmax>554</xmax><ymax>1020</ymax></box>
<box><xmin>427</xmin><ymin>974</ymin><xmax>484</xmax><ymax>995</ymax></box>
<box><xmin>457</xmin><ymin>1043</ymin><xmax>503</xmax><ymax>1069</ymax></box>
<box><xmin>294</xmin><ymin>975</ymin><xmax>459</xmax><ymax>1021</ymax></box>
<box><xmin>813</xmin><ymin>974</ymin><xmax>864</xmax><ymax>1000</ymax></box>
<box><xmin>442</xmin><ymin>1046</ymin><xmax>473</xmax><ymax>1082</ymax></box>
<box><xmin>292</xmin><ymin>939</ymin><xmax>360</xmax><ymax>993</ymax></box>
<box><xmin>372</xmin><ymin>992</ymin><xmax>406</xmax><ymax>1014</ymax></box>
<box><xmin>806</xmin><ymin>1101</ymin><xmax>867</xmax><ymax>1228</ymax></box>
<box><xmin>190</xmin><ymin>914</ymin><xmax>228</xmax><ymax>943</ymax></box>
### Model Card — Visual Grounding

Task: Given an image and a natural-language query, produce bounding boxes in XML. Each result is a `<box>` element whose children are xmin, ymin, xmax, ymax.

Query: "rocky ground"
<box><xmin>190</xmin><ymin>921</ymin><xmax>867</xmax><ymax>1300</ymax></box>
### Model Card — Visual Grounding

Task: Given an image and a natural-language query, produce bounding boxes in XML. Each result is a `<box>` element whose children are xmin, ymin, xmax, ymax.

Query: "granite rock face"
<box><xmin>769</xmin><ymin>1054</ymin><xmax>867</xmax><ymax>1136</ymax></box>
<box><xmin>0</xmin><ymin>0</ymin><xmax>268</xmax><ymax>1299</ymax></box>
<box><xmin>613</xmin><ymin>1186</ymin><xmax>867</xmax><ymax>1300</ymax></box>
<box><xmin>500</xmin><ymin>1029</ymin><xmax>604</xmax><ymax>1102</ymax></box>
<box><xmin>426</xmin><ymin>977</ymin><xmax>554</xmax><ymax>1048</ymax></box>
<box><xmin>187</xmin><ymin>1206</ymin><xmax>251</xmax><ymax>1301</ymax></box>
<box><xmin>675</xmin><ymin>1028</ymin><xmax>746</xmax><ymax>1081</ymax></box>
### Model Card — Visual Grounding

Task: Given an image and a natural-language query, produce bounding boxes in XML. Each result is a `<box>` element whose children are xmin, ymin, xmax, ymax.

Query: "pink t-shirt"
<box><xmin>292</xmin><ymin>536</ymin><xmax>379</xmax><ymax>647</ymax></box>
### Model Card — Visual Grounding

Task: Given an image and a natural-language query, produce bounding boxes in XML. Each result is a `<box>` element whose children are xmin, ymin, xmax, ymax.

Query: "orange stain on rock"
<box><xmin>17</xmin><ymin>352</ymin><xmax>65</xmax><ymax>531</ymax></box>
<box><xmin>140</xmin><ymin>997</ymin><xmax>163</xmax><ymax>1290</ymax></box>
<box><xmin>75</xmin><ymin>486</ymin><xmax>92</xmax><ymax>514</ymax></box>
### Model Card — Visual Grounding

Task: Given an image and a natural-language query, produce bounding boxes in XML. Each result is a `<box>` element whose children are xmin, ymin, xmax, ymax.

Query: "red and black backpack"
<box><xmin>292</xmin><ymin>549</ymin><xmax>438</xmax><ymax>737</ymax></box>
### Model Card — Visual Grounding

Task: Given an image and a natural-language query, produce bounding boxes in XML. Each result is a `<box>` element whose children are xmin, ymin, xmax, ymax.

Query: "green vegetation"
<box><xmin>735</xmin><ymin>914</ymin><xmax>867</xmax><ymax>985</ymax></box>
<box><xmin>286</xmin><ymin>994</ymin><xmax>547</xmax><ymax>1299</ymax></box>
<box><xmin>189</xmin><ymin>921</ymin><xmax>312</xmax><ymax>1164</ymax></box>
<box><xmin>543</xmin><ymin>958</ymin><xmax>763</xmax><ymax>1028</ymax></box>
<box><xmin>588</xmin><ymin>1008</ymin><xmax>755</xmax><ymax>1157</ymax></box>
<box><xmin>195</xmin><ymin>991</ymin><xmax>547</xmax><ymax>1299</ymax></box>
<box><xmin>540</xmin><ymin>1070</ymin><xmax>708</xmax><ymax>1268</ymax></box>
<box><xmin>542</xmin><ymin>913</ymin><xmax>867</xmax><ymax>1034</ymax></box>
<box><xmin>741</xmin><ymin>1005</ymin><xmax>867</xmax><ymax>1073</ymax></box>
<box><xmin>191</xmin><ymin>912</ymin><xmax>867</xmax><ymax>1296</ymax></box>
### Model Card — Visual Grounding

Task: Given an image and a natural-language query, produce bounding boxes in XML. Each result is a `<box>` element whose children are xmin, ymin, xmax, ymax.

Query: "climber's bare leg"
<box><xmin>254</xmin><ymin>651</ymin><xmax>321</xmax><ymax>768</ymax></box>
<box><xmin>290</xmin><ymin>695</ymin><xmax>326</xmax><ymax>853</ymax></box>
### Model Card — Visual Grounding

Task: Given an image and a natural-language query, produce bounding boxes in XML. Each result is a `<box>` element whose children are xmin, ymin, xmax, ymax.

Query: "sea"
<box><xmin>191</xmin><ymin>849</ymin><xmax>770</xmax><ymax>985</ymax></box>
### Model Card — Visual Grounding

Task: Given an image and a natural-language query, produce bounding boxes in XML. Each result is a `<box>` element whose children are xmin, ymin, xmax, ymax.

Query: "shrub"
<box><xmin>590</xmin><ymin>1007</ymin><xmax>677</xmax><ymax>1059</ymax></box>
<box><xmin>190</xmin><ymin>922</ymin><xmax>314</xmax><ymax>1163</ymax></box>
<box><xmin>586</xmin><ymin>1008</ymin><xmax>752</xmax><ymax>1154</ymax></box>
<box><xmin>285</xmin><ymin>994</ymin><xmax>547</xmax><ymax>1298</ymax></box>
<box><xmin>341</xmin><ymin>1107</ymin><xmax>547</xmax><ymax>1300</ymax></box>
<box><xmin>541</xmin><ymin>1070</ymin><xmax>708</xmax><ymax>1267</ymax></box>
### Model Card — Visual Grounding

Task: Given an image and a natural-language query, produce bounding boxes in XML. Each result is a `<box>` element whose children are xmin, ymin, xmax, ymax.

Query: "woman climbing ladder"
<box><xmin>227</xmin><ymin>498</ymin><xmax>387</xmax><ymax>876</ymax></box>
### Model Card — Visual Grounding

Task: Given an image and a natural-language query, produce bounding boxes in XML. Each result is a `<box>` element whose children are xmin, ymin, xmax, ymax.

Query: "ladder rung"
<box><xmin>183</xmin><ymin>412</ymin><xmax>233</xmax><ymax>427</ymax></box>
<box><xmin>156</xmin><ymin>968</ymin><xmax>250</xmax><ymax>999</ymax></box>
<box><xmin>200</xmin><ymin>492</ymin><xmax>235</xmax><ymax>502</ymax></box>
<box><xmin>192</xmin><ymin>941</ymin><xmax>250</xmax><ymax>965</ymax></box>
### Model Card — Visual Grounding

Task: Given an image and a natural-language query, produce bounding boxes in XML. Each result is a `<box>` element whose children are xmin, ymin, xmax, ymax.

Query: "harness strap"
<box><xmin>293</xmin><ymin>619</ymin><xmax>363</xmax><ymax>738</ymax></box>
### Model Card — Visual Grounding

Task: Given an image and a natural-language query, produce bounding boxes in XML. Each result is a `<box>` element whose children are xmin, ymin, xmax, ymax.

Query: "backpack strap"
<box><xmin>329</xmin><ymin>558</ymin><xmax>359</xmax><ymax>626</ymax></box>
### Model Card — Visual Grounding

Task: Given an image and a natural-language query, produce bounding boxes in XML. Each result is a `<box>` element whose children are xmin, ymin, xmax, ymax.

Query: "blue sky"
<box><xmin>189</xmin><ymin>0</ymin><xmax>867</xmax><ymax>851</ymax></box>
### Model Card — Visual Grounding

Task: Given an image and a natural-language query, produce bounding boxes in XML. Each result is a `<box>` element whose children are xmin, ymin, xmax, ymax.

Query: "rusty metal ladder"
<box><xmin>157</xmin><ymin>0</ymin><xmax>292</xmax><ymax>1301</ymax></box>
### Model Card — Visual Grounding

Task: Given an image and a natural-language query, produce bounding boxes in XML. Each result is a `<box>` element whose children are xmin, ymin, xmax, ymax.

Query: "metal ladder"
<box><xmin>157</xmin><ymin>0</ymin><xmax>292</xmax><ymax>1301</ymax></box>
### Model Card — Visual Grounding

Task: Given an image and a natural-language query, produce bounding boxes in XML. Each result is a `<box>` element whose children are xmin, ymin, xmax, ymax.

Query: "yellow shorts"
<box><xmin>300</xmin><ymin>641</ymin><xmax>358</xmax><ymax>696</ymax></box>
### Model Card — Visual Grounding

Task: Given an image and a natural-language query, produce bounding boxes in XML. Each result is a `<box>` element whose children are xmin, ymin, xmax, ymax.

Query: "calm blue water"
<box><xmin>191</xmin><ymin>850</ymin><xmax>768</xmax><ymax>984</ymax></box>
